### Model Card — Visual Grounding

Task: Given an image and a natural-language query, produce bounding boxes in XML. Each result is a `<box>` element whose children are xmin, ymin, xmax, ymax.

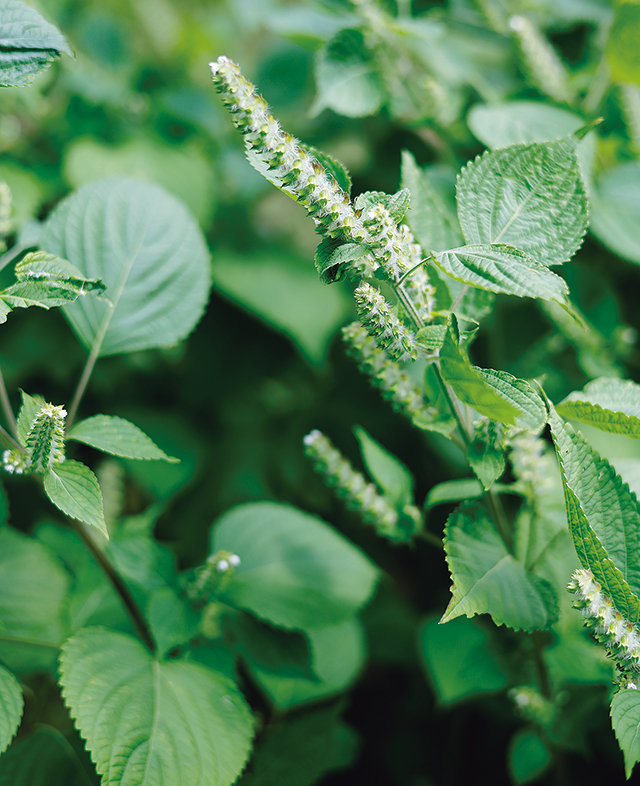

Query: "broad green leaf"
<box><xmin>147</xmin><ymin>587</ymin><xmax>199</xmax><ymax>658</ymax></box>
<box><xmin>606</xmin><ymin>2</ymin><xmax>640</xmax><ymax>85</ymax></box>
<box><xmin>432</xmin><ymin>245</ymin><xmax>569</xmax><ymax>304</ymax></box>
<box><xmin>478</xmin><ymin>369</ymin><xmax>547</xmax><ymax>430</ymax></box>
<box><xmin>426</xmin><ymin>478</ymin><xmax>518</xmax><ymax>508</ymax></box>
<box><xmin>400</xmin><ymin>151</ymin><xmax>464</xmax><ymax>253</ymax></box>
<box><xmin>590</xmin><ymin>162</ymin><xmax>640</xmax><ymax>265</ymax></box>
<box><xmin>59</xmin><ymin>628</ymin><xmax>254</xmax><ymax>786</ymax></box>
<box><xmin>243</xmin><ymin>618</ymin><xmax>366</xmax><ymax>709</ymax></box>
<box><xmin>44</xmin><ymin>460</ymin><xmax>107</xmax><ymax>536</ymax></box>
<box><xmin>0</xmin><ymin>664</ymin><xmax>22</xmax><ymax>755</ymax></box>
<box><xmin>0</xmin><ymin>725</ymin><xmax>94</xmax><ymax>786</ymax></box>
<box><xmin>0</xmin><ymin>0</ymin><xmax>72</xmax><ymax>87</ymax></box>
<box><xmin>312</xmin><ymin>28</ymin><xmax>384</xmax><ymax>118</ymax></box>
<box><xmin>40</xmin><ymin>178</ymin><xmax>211</xmax><ymax>356</ymax></box>
<box><xmin>314</xmin><ymin>238</ymin><xmax>371</xmax><ymax>284</ymax></box>
<box><xmin>442</xmin><ymin>502</ymin><xmax>558</xmax><ymax>631</ymax></box>
<box><xmin>467</xmin><ymin>433</ymin><xmax>505</xmax><ymax>491</ymax></box>
<box><xmin>211</xmin><ymin>502</ymin><xmax>380</xmax><ymax>631</ymax></box>
<box><xmin>419</xmin><ymin>615</ymin><xmax>508</xmax><ymax>703</ymax></box>
<box><xmin>237</xmin><ymin>704</ymin><xmax>357</xmax><ymax>786</ymax></box>
<box><xmin>0</xmin><ymin>527</ymin><xmax>69</xmax><ymax>673</ymax></box>
<box><xmin>15</xmin><ymin>389</ymin><xmax>43</xmax><ymax>447</ymax></box>
<box><xmin>439</xmin><ymin>320</ymin><xmax>522</xmax><ymax>426</ymax></box>
<box><xmin>353</xmin><ymin>426</ymin><xmax>413</xmax><ymax>509</ymax></box>
<box><xmin>508</xmin><ymin>729</ymin><xmax>552</xmax><ymax>785</ymax></box>
<box><xmin>611</xmin><ymin>689</ymin><xmax>640</xmax><ymax>779</ymax></box>
<box><xmin>557</xmin><ymin>377</ymin><xmax>640</xmax><ymax>437</ymax></box>
<box><xmin>548</xmin><ymin>407</ymin><xmax>640</xmax><ymax>609</ymax></box>
<box><xmin>466</xmin><ymin>101</ymin><xmax>596</xmax><ymax>181</ymax></box>
<box><xmin>211</xmin><ymin>251</ymin><xmax>351</xmax><ymax>365</ymax></box>
<box><xmin>67</xmin><ymin>414</ymin><xmax>178</xmax><ymax>462</ymax></box>
<box><xmin>456</xmin><ymin>136</ymin><xmax>588</xmax><ymax>266</ymax></box>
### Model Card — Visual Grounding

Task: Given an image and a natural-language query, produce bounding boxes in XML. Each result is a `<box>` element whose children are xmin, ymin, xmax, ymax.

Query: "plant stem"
<box><xmin>0</xmin><ymin>422</ymin><xmax>23</xmax><ymax>452</ymax></box>
<box><xmin>0</xmin><ymin>365</ymin><xmax>17</xmax><ymax>439</ymax></box>
<box><xmin>72</xmin><ymin>520</ymin><xmax>156</xmax><ymax>652</ymax></box>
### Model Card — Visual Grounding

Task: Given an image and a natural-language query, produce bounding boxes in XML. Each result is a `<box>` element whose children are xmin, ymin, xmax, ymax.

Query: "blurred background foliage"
<box><xmin>2</xmin><ymin>0</ymin><xmax>640</xmax><ymax>783</ymax></box>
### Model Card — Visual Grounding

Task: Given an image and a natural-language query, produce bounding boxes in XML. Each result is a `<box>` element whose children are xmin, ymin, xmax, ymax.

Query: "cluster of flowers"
<box><xmin>568</xmin><ymin>568</ymin><xmax>640</xmax><ymax>689</ymax></box>
<box><xmin>303</xmin><ymin>429</ymin><xmax>422</xmax><ymax>543</ymax></box>
<box><xmin>187</xmin><ymin>550</ymin><xmax>242</xmax><ymax>603</ymax></box>
<box><xmin>2</xmin><ymin>402</ymin><xmax>66</xmax><ymax>476</ymax></box>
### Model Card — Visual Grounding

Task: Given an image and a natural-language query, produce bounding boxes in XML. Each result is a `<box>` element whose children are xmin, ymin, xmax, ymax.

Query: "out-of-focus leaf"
<box><xmin>0</xmin><ymin>664</ymin><xmax>22</xmax><ymax>756</ymax></box>
<box><xmin>590</xmin><ymin>162</ymin><xmax>640</xmax><ymax>265</ymax></box>
<box><xmin>606</xmin><ymin>2</ymin><xmax>640</xmax><ymax>85</ymax></box>
<box><xmin>67</xmin><ymin>415</ymin><xmax>178</xmax><ymax>462</ymax></box>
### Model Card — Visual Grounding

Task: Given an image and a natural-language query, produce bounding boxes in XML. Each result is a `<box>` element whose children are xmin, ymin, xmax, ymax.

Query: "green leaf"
<box><xmin>612</xmin><ymin>689</ymin><xmax>640</xmax><ymax>779</ymax></box>
<box><xmin>59</xmin><ymin>628</ymin><xmax>254</xmax><ymax>786</ymax></box>
<box><xmin>419</xmin><ymin>615</ymin><xmax>508</xmax><ymax>703</ymax></box>
<box><xmin>0</xmin><ymin>0</ymin><xmax>72</xmax><ymax>87</ymax></box>
<box><xmin>44</xmin><ymin>460</ymin><xmax>107</xmax><ymax>537</ymax></box>
<box><xmin>312</xmin><ymin>28</ymin><xmax>384</xmax><ymax>118</ymax></box>
<box><xmin>353</xmin><ymin>426</ymin><xmax>413</xmax><ymax>509</ymax></box>
<box><xmin>237</xmin><ymin>704</ymin><xmax>357</xmax><ymax>786</ymax></box>
<box><xmin>301</xmin><ymin>143</ymin><xmax>352</xmax><ymax>196</ymax></box>
<box><xmin>466</xmin><ymin>101</ymin><xmax>596</xmax><ymax>182</ymax></box>
<box><xmin>242</xmin><ymin>618</ymin><xmax>366</xmax><ymax>709</ymax></box>
<box><xmin>210</xmin><ymin>502</ymin><xmax>380</xmax><ymax>632</ymax></box>
<box><xmin>606</xmin><ymin>2</ymin><xmax>640</xmax><ymax>86</ymax></box>
<box><xmin>548</xmin><ymin>406</ymin><xmax>640</xmax><ymax>615</ymax></box>
<box><xmin>0</xmin><ymin>664</ymin><xmax>22</xmax><ymax>755</ymax></box>
<box><xmin>67</xmin><ymin>414</ymin><xmax>179</xmax><ymax>462</ymax></box>
<box><xmin>557</xmin><ymin>377</ymin><xmax>640</xmax><ymax>437</ymax></box>
<box><xmin>15</xmin><ymin>389</ymin><xmax>43</xmax><ymax>447</ymax></box>
<box><xmin>426</xmin><ymin>478</ymin><xmax>517</xmax><ymax>508</ymax></box>
<box><xmin>0</xmin><ymin>725</ymin><xmax>95</xmax><ymax>786</ymax></box>
<box><xmin>508</xmin><ymin>729</ymin><xmax>552</xmax><ymax>785</ymax></box>
<box><xmin>467</xmin><ymin>433</ymin><xmax>505</xmax><ymax>490</ymax></box>
<box><xmin>400</xmin><ymin>151</ymin><xmax>464</xmax><ymax>253</ymax></box>
<box><xmin>590</xmin><ymin>162</ymin><xmax>640</xmax><ymax>265</ymax></box>
<box><xmin>439</xmin><ymin>320</ymin><xmax>522</xmax><ymax>426</ymax></box>
<box><xmin>353</xmin><ymin>189</ymin><xmax>410</xmax><ymax>224</ymax></box>
<box><xmin>415</xmin><ymin>324</ymin><xmax>447</xmax><ymax>352</ymax></box>
<box><xmin>456</xmin><ymin>136</ymin><xmax>588</xmax><ymax>266</ymax></box>
<box><xmin>441</xmin><ymin>502</ymin><xmax>558</xmax><ymax>631</ymax></box>
<box><xmin>147</xmin><ymin>587</ymin><xmax>199</xmax><ymax>659</ymax></box>
<box><xmin>0</xmin><ymin>527</ymin><xmax>69</xmax><ymax>673</ymax></box>
<box><xmin>478</xmin><ymin>369</ymin><xmax>547</xmax><ymax>430</ymax></box>
<box><xmin>432</xmin><ymin>245</ymin><xmax>569</xmax><ymax>304</ymax></box>
<box><xmin>211</xmin><ymin>251</ymin><xmax>351</xmax><ymax>365</ymax></box>
<box><xmin>40</xmin><ymin>178</ymin><xmax>211</xmax><ymax>356</ymax></box>
<box><xmin>14</xmin><ymin>251</ymin><xmax>105</xmax><ymax>295</ymax></box>
<box><xmin>314</xmin><ymin>238</ymin><xmax>370</xmax><ymax>284</ymax></box>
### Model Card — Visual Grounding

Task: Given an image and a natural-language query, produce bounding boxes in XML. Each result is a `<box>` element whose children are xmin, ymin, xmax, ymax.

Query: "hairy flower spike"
<box><xmin>354</xmin><ymin>282</ymin><xmax>418</xmax><ymax>362</ymax></box>
<box><xmin>402</xmin><ymin>262</ymin><xmax>436</xmax><ymax>324</ymax></box>
<box><xmin>25</xmin><ymin>402</ymin><xmax>67</xmax><ymax>474</ymax></box>
<box><xmin>568</xmin><ymin>568</ymin><xmax>640</xmax><ymax>687</ymax></box>
<box><xmin>303</xmin><ymin>429</ymin><xmax>420</xmax><ymax>542</ymax></box>
<box><xmin>2</xmin><ymin>448</ymin><xmax>29</xmax><ymax>475</ymax></box>
<box><xmin>210</xmin><ymin>56</ymin><xmax>425</xmax><ymax>284</ymax></box>
<box><xmin>342</xmin><ymin>321</ymin><xmax>428</xmax><ymax>420</ymax></box>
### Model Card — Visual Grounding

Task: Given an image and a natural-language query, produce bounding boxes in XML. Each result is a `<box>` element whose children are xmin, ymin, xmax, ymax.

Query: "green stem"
<box><xmin>0</xmin><ymin>422</ymin><xmax>23</xmax><ymax>453</ymax></box>
<box><xmin>66</xmin><ymin>341</ymin><xmax>100</xmax><ymax>431</ymax></box>
<box><xmin>72</xmin><ymin>520</ymin><xmax>156</xmax><ymax>652</ymax></box>
<box><xmin>0</xmin><ymin>366</ymin><xmax>17</xmax><ymax>439</ymax></box>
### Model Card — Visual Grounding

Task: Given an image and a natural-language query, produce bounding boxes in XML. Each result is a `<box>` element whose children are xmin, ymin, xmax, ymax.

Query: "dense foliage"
<box><xmin>1</xmin><ymin>0</ymin><xmax>640</xmax><ymax>784</ymax></box>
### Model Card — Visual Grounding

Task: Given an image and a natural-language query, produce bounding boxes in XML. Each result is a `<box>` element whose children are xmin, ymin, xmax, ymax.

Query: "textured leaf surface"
<box><xmin>400</xmin><ymin>151</ymin><xmax>463</xmax><ymax>253</ymax></box>
<box><xmin>0</xmin><ymin>665</ymin><xmax>22</xmax><ymax>756</ymax></box>
<box><xmin>0</xmin><ymin>725</ymin><xmax>94</xmax><ymax>786</ymax></box>
<box><xmin>590</xmin><ymin>162</ymin><xmax>640</xmax><ymax>265</ymax></box>
<box><xmin>456</xmin><ymin>136</ymin><xmax>588</xmax><ymax>265</ymax></box>
<box><xmin>0</xmin><ymin>0</ymin><xmax>72</xmax><ymax>87</ymax></box>
<box><xmin>211</xmin><ymin>502</ymin><xmax>379</xmax><ymax>631</ymax></box>
<box><xmin>40</xmin><ymin>178</ymin><xmax>211</xmax><ymax>356</ymax></box>
<box><xmin>439</xmin><ymin>321</ymin><xmax>522</xmax><ymax>426</ymax></box>
<box><xmin>548</xmin><ymin>407</ymin><xmax>640</xmax><ymax>622</ymax></box>
<box><xmin>0</xmin><ymin>527</ymin><xmax>68</xmax><ymax>673</ymax></box>
<box><xmin>478</xmin><ymin>369</ymin><xmax>547</xmax><ymax>430</ymax></box>
<box><xmin>312</xmin><ymin>28</ymin><xmax>384</xmax><ymax>118</ymax></box>
<box><xmin>426</xmin><ymin>478</ymin><xmax>516</xmax><ymax>508</ymax></box>
<box><xmin>68</xmin><ymin>415</ymin><xmax>178</xmax><ymax>462</ymax></box>
<box><xmin>557</xmin><ymin>377</ymin><xmax>640</xmax><ymax>437</ymax></box>
<box><xmin>433</xmin><ymin>245</ymin><xmax>569</xmax><ymax>303</ymax></box>
<box><xmin>419</xmin><ymin>615</ymin><xmax>508</xmax><ymax>703</ymax></box>
<box><xmin>44</xmin><ymin>460</ymin><xmax>107</xmax><ymax>536</ymax></box>
<box><xmin>612</xmin><ymin>689</ymin><xmax>640</xmax><ymax>779</ymax></box>
<box><xmin>353</xmin><ymin>426</ymin><xmax>413</xmax><ymax>509</ymax></box>
<box><xmin>442</xmin><ymin>503</ymin><xmax>557</xmax><ymax>631</ymax></box>
<box><xmin>59</xmin><ymin>628</ymin><xmax>254</xmax><ymax>786</ymax></box>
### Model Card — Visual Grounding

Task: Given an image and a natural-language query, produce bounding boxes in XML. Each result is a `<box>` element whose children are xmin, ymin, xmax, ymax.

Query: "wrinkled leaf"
<box><xmin>0</xmin><ymin>664</ymin><xmax>22</xmax><ymax>756</ymax></box>
<box><xmin>612</xmin><ymin>689</ymin><xmax>640</xmax><ymax>779</ymax></box>
<box><xmin>557</xmin><ymin>377</ymin><xmax>640</xmax><ymax>438</ymax></box>
<box><xmin>44</xmin><ymin>460</ymin><xmax>107</xmax><ymax>537</ymax></box>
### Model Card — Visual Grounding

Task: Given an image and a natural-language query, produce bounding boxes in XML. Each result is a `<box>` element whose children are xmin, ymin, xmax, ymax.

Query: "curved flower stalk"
<box><xmin>568</xmin><ymin>568</ymin><xmax>640</xmax><ymax>688</ymax></box>
<box><xmin>354</xmin><ymin>281</ymin><xmax>418</xmax><ymax>362</ymax></box>
<box><xmin>303</xmin><ymin>429</ymin><xmax>421</xmax><ymax>542</ymax></box>
<box><xmin>209</xmin><ymin>56</ymin><xmax>429</xmax><ymax>289</ymax></box>
<box><xmin>342</xmin><ymin>321</ymin><xmax>428</xmax><ymax>419</ymax></box>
